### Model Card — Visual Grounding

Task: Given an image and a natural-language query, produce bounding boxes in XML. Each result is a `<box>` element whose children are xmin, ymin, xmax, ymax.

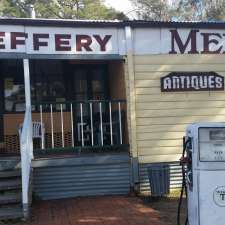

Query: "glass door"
<box><xmin>72</xmin><ymin>65</ymin><xmax>108</xmax><ymax>101</ymax></box>
<box><xmin>71</xmin><ymin>64</ymin><xmax>109</xmax><ymax>146</ymax></box>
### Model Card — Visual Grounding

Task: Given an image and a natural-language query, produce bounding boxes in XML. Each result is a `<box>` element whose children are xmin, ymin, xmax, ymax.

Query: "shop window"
<box><xmin>2</xmin><ymin>60</ymin><xmax>109</xmax><ymax>113</ymax></box>
<box><xmin>71</xmin><ymin>65</ymin><xmax>108</xmax><ymax>117</ymax></box>
<box><xmin>31</xmin><ymin>60</ymin><xmax>66</xmax><ymax>107</ymax></box>
<box><xmin>3</xmin><ymin>60</ymin><xmax>25</xmax><ymax>113</ymax></box>
<box><xmin>2</xmin><ymin>60</ymin><xmax>66</xmax><ymax>113</ymax></box>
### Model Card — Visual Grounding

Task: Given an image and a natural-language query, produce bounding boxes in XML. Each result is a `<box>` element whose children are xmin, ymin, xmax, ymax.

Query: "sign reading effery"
<box><xmin>0</xmin><ymin>26</ymin><xmax>120</xmax><ymax>54</ymax></box>
<box><xmin>0</xmin><ymin>32</ymin><xmax>112</xmax><ymax>52</ymax></box>
<box><xmin>161</xmin><ymin>72</ymin><xmax>224</xmax><ymax>92</ymax></box>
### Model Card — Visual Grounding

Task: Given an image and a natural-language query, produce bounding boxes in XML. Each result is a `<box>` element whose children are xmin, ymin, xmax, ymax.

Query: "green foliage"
<box><xmin>0</xmin><ymin>0</ymin><xmax>128</xmax><ymax>20</ymax></box>
<box><xmin>174</xmin><ymin>0</ymin><xmax>203</xmax><ymax>21</ymax></box>
<box><xmin>201</xmin><ymin>0</ymin><xmax>225</xmax><ymax>21</ymax></box>
<box><xmin>132</xmin><ymin>0</ymin><xmax>173</xmax><ymax>20</ymax></box>
<box><xmin>0</xmin><ymin>0</ymin><xmax>27</xmax><ymax>17</ymax></box>
<box><xmin>131</xmin><ymin>0</ymin><xmax>225</xmax><ymax>21</ymax></box>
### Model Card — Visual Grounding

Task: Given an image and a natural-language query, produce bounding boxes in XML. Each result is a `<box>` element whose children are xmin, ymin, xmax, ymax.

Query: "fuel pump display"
<box><xmin>199</xmin><ymin>128</ymin><xmax>225</xmax><ymax>161</ymax></box>
<box><xmin>178</xmin><ymin>123</ymin><xmax>225</xmax><ymax>225</ymax></box>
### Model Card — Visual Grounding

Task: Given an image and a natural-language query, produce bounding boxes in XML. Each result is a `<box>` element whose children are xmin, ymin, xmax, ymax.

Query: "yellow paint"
<box><xmin>133</xmin><ymin>54</ymin><xmax>225</xmax><ymax>163</ymax></box>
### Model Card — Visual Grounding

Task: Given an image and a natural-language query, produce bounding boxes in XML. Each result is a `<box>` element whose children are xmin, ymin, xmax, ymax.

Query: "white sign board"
<box><xmin>134</xmin><ymin>28</ymin><xmax>225</xmax><ymax>54</ymax></box>
<box><xmin>1</xmin><ymin>24</ymin><xmax>225</xmax><ymax>55</ymax></box>
<box><xmin>0</xmin><ymin>25</ymin><xmax>125</xmax><ymax>55</ymax></box>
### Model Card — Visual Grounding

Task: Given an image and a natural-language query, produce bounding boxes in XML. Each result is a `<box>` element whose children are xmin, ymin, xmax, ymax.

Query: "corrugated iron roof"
<box><xmin>0</xmin><ymin>18</ymin><xmax>124</xmax><ymax>27</ymax></box>
<box><xmin>128</xmin><ymin>19</ymin><xmax>225</xmax><ymax>29</ymax></box>
<box><xmin>0</xmin><ymin>18</ymin><xmax>225</xmax><ymax>29</ymax></box>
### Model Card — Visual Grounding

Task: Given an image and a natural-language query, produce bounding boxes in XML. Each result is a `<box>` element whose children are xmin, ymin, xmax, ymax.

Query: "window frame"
<box><xmin>2</xmin><ymin>60</ymin><xmax>110</xmax><ymax>114</ymax></box>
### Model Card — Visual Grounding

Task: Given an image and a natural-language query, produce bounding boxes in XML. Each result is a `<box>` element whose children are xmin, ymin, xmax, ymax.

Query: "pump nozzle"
<box><xmin>180</xmin><ymin>156</ymin><xmax>190</xmax><ymax>165</ymax></box>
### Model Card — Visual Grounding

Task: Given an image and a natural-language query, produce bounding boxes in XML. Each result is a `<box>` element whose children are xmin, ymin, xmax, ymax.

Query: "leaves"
<box><xmin>132</xmin><ymin>0</ymin><xmax>172</xmax><ymax>20</ymax></box>
<box><xmin>0</xmin><ymin>0</ymin><xmax>128</xmax><ymax>20</ymax></box>
<box><xmin>131</xmin><ymin>0</ymin><xmax>225</xmax><ymax>21</ymax></box>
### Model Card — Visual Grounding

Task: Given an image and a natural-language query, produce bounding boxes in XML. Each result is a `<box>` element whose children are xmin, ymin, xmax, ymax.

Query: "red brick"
<box><xmin>16</xmin><ymin>196</ymin><xmax>165</xmax><ymax>225</ymax></box>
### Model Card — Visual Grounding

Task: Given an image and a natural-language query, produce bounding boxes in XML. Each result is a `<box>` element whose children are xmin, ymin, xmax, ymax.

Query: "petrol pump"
<box><xmin>178</xmin><ymin>123</ymin><xmax>225</xmax><ymax>225</ymax></box>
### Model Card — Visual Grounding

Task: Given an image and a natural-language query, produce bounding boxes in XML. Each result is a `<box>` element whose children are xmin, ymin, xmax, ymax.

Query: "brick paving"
<box><xmin>16</xmin><ymin>196</ymin><xmax>165</xmax><ymax>225</ymax></box>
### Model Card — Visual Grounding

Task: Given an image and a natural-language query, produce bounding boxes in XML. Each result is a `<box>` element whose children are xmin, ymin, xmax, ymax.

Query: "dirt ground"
<box><xmin>140</xmin><ymin>196</ymin><xmax>187</xmax><ymax>225</ymax></box>
<box><xmin>1</xmin><ymin>195</ymin><xmax>187</xmax><ymax>225</ymax></box>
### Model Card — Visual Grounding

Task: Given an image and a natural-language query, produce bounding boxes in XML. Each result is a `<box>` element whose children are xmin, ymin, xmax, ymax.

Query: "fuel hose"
<box><xmin>177</xmin><ymin>137</ymin><xmax>189</xmax><ymax>225</ymax></box>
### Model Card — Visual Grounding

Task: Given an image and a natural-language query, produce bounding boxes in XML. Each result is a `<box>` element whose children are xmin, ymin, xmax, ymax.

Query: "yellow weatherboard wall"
<box><xmin>133</xmin><ymin>54</ymin><xmax>225</xmax><ymax>192</ymax></box>
<box><xmin>135</xmin><ymin>54</ymin><xmax>225</xmax><ymax>162</ymax></box>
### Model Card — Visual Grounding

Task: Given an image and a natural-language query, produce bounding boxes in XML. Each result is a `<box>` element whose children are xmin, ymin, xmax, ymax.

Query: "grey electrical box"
<box><xmin>147</xmin><ymin>163</ymin><xmax>170</xmax><ymax>196</ymax></box>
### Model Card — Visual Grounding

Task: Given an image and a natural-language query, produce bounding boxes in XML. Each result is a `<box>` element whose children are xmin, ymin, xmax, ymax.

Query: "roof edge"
<box><xmin>0</xmin><ymin>18</ymin><xmax>225</xmax><ymax>29</ymax></box>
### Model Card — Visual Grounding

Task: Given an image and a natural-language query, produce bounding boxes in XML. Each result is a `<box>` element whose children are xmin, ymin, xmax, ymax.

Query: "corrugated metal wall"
<box><xmin>139</xmin><ymin>162</ymin><xmax>182</xmax><ymax>194</ymax></box>
<box><xmin>32</xmin><ymin>153</ymin><xmax>131</xmax><ymax>200</ymax></box>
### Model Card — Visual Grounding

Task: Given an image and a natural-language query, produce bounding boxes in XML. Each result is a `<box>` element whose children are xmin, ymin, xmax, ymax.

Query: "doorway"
<box><xmin>71</xmin><ymin>64</ymin><xmax>108</xmax><ymax>101</ymax></box>
<box><xmin>67</xmin><ymin>64</ymin><xmax>109</xmax><ymax>146</ymax></box>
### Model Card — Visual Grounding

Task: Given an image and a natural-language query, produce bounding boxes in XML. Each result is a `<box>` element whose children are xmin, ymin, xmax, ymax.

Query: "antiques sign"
<box><xmin>161</xmin><ymin>72</ymin><xmax>224</xmax><ymax>92</ymax></box>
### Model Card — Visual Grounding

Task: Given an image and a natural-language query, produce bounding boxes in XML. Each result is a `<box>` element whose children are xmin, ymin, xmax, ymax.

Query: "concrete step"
<box><xmin>0</xmin><ymin>179</ymin><xmax>21</xmax><ymax>191</ymax></box>
<box><xmin>0</xmin><ymin>193</ymin><xmax>21</xmax><ymax>204</ymax></box>
<box><xmin>0</xmin><ymin>206</ymin><xmax>23</xmax><ymax>220</ymax></box>
<box><xmin>0</xmin><ymin>170</ymin><xmax>21</xmax><ymax>178</ymax></box>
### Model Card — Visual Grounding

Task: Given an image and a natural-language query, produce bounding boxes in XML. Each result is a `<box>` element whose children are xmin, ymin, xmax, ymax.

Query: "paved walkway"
<box><xmin>16</xmin><ymin>196</ymin><xmax>165</xmax><ymax>225</ymax></box>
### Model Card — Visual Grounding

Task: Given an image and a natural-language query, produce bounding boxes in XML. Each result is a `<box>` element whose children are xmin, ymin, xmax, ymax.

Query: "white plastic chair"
<box><xmin>19</xmin><ymin>121</ymin><xmax>45</xmax><ymax>149</ymax></box>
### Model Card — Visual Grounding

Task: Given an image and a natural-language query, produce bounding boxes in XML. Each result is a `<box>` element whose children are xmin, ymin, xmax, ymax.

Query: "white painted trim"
<box><xmin>23</xmin><ymin>59</ymin><xmax>31</xmax><ymax>109</ymax></box>
<box><xmin>20</xmin><ymin>60</ymin><xmax>33</xmax><ymax>216</ymax></box>
<box><xmin>23</xmin><ymin>59</ymin><xmax>33</xmax><ymax>159</ymax></box>
<box><xmin>125</xmin><ymin>26</ymin><xmax>139</xmax><ymax>185</ymax></box>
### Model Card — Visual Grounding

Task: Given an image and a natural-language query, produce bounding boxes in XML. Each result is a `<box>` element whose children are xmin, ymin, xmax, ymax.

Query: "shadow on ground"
<box><xmin>140</xmin><ymin>196</ymin><xmax>187</xmax><ymax>225</ymax></box>
<box><xmin>1</xmin><ymin>196</ymin><xmax>187</xmax><ymax>225</ymax></box>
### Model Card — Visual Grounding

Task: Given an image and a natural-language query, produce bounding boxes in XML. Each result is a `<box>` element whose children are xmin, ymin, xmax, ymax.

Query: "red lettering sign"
<box><xmin>11</xmin><ymin>32</ymin><xmax>27</xmax><ymax>49</ymax></box>
<box><xmin>0</xmin><ymin>32</ymin><xmax>5</xmax><ymax>49</ymax></box>
<box><xmin>201</xmin><ymin>33</ymin><xmax>223</xmax><ymax>54</ymax></box>
<box><xmin>76</xmin><ymin>35</ymin><xmax>92</xmax><ymax>52</ymax></box>
<box><xmin>169</xmin><ymin>30</ymin><xmax>199</xmax><ymax>54</ymax></box>
<box><xmin>0</xmin><ymin>31</ymin><xmax>112</xmax><ymax>53</ymax></box>
<box><xmin>169</xmin><ymin>30</ymin><xmax>225</xmax><ymax>54</ymax></box>
<box><xmin>33</xmin><ymin>33</ymin><xmax>49</xmax><ymax>50</ymax></box>
<box><xmin>93</xmin><ymin>35</ymin><xmax>111</xmax><ymax>51</ymax></box>
<box><xmin>55</xmin><ymin>34</ymin><xmax>71</xmax><ymax>51</ymax></box>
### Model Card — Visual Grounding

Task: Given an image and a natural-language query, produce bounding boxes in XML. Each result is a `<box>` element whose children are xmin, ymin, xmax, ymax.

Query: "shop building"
<box><xmin>0</xmin><ymin>18</ymin><xmax>225</xmax><ymax>218</ymax></box>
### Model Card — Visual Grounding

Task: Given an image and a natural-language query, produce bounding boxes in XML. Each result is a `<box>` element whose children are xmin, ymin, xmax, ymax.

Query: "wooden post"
<box><xmin>125</xmin><ymin>26</ymin><xmax>139</xmax><ymax>188</ymax></box>
<box><xmin>23</xmin><ymin>58</ymin><xmax>33</xmax><ymax>159</ymax></box>
<box><xmin>23</xmin><ymin>59</ymin><xmax>31</xmax><ymax>109</ymax></box>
